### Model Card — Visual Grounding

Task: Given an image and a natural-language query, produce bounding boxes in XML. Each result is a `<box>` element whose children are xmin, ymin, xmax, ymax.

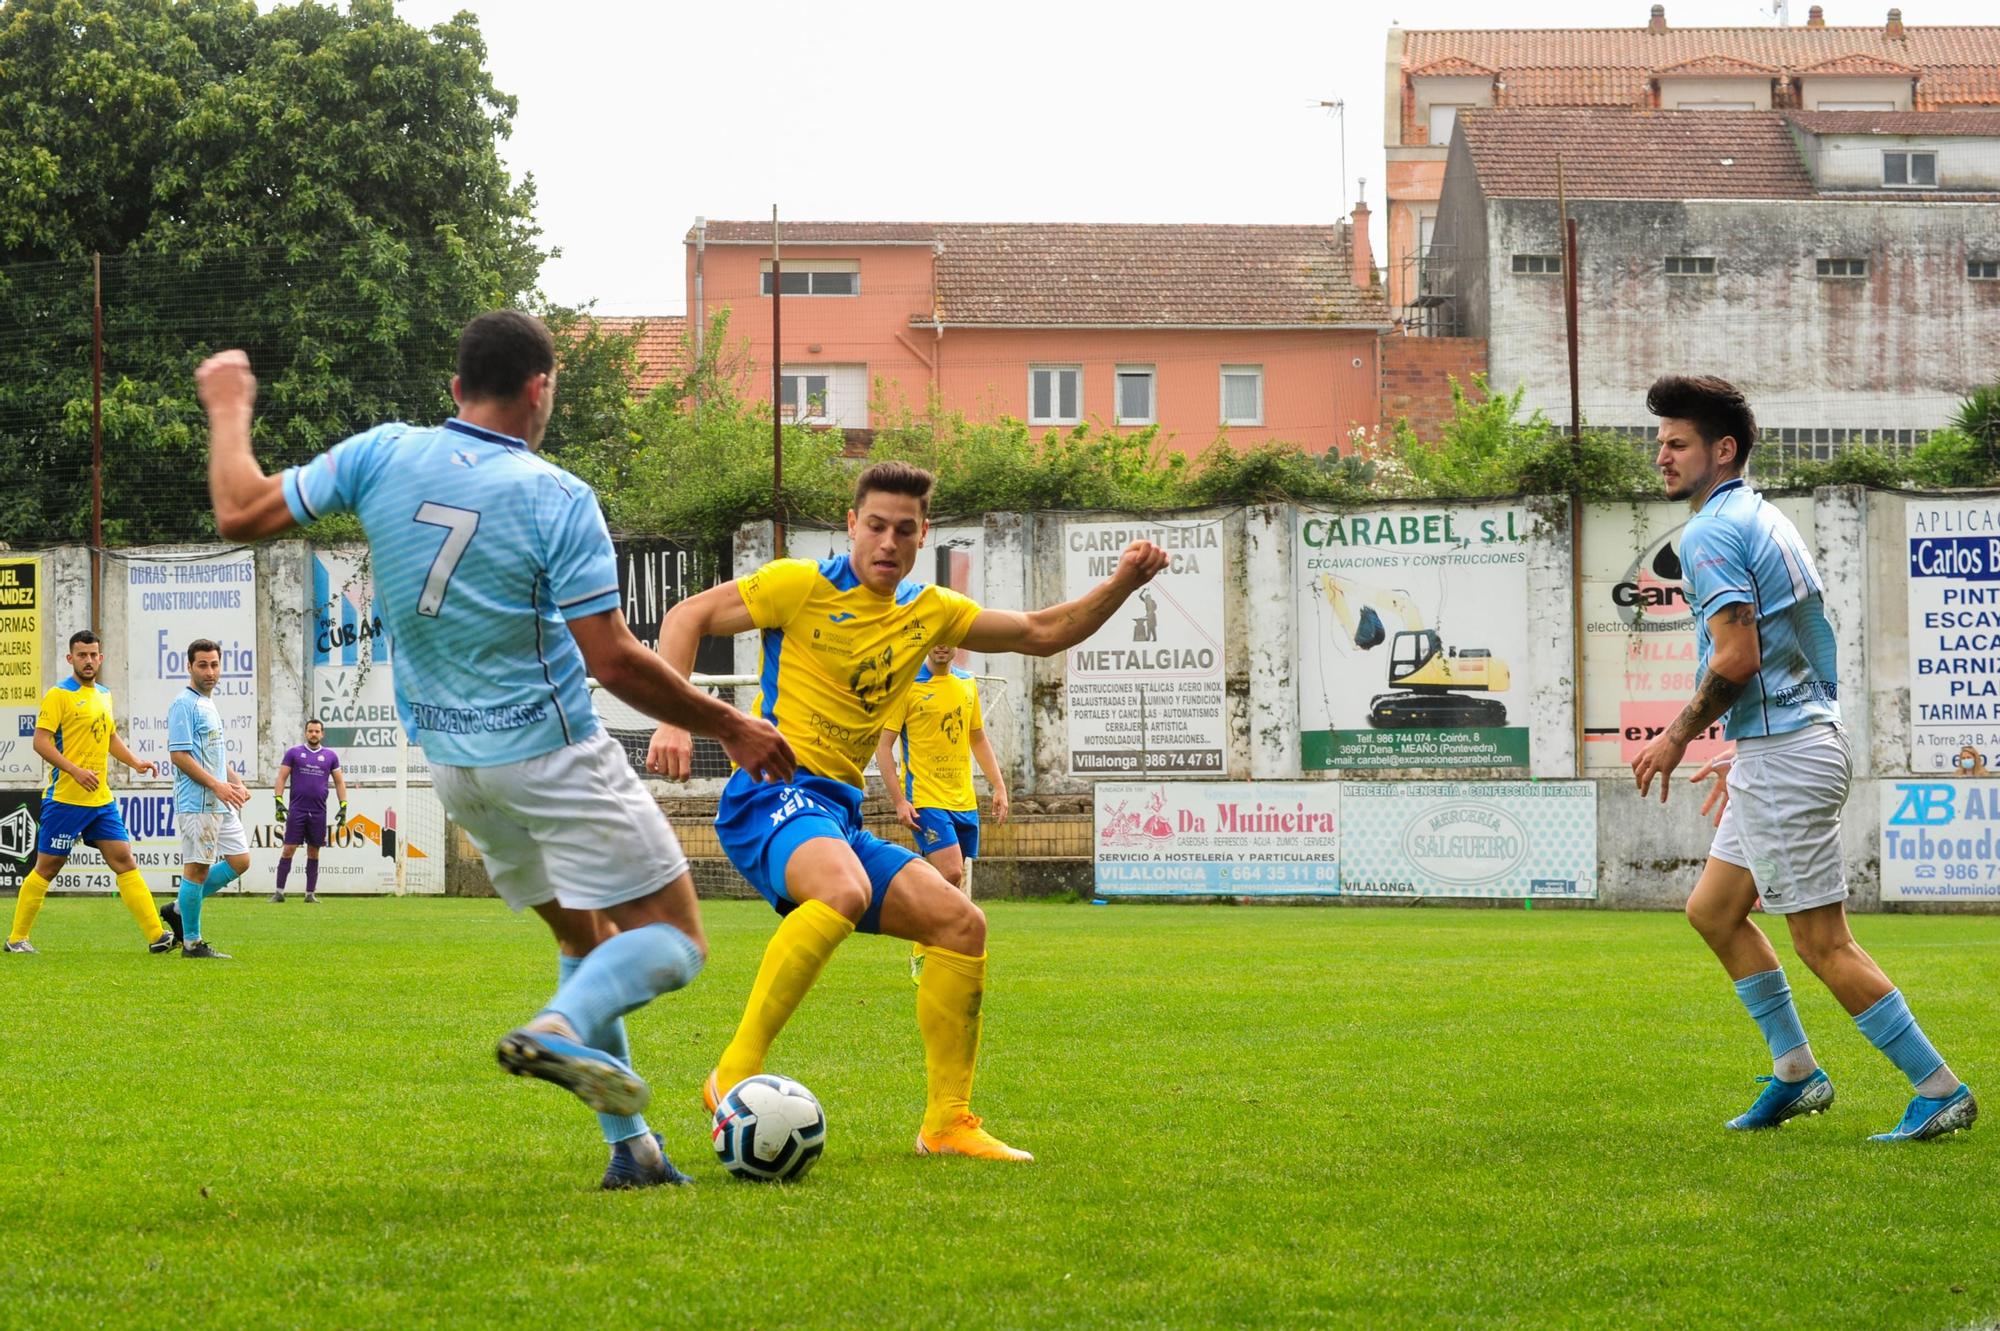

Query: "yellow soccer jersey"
<box><xmin>740</xmin><ymin>555</ymin><xmax>982</xmax><ymax>788</ymax></box>
<box><xmin>37</xmin><ymin>678</ymin><xmax>117</xmax><ymax>807</ymax></box>
<box><xmin>883</xmin><ymin>664</ymin><xmax>983</xmax><ymax>812</ymax></box>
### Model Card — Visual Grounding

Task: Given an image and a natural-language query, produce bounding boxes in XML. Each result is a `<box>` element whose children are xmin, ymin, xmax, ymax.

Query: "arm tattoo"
<box><xmin>1666</xmin><ymin>604</ymin><xmax>1757</xmax><ymax>744</ymax></box>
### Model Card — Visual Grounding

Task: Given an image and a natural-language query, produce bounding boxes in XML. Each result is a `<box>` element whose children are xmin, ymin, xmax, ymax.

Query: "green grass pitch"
<box><xmin>2</xmin><ymin>897</ymin><xmax>1995</xmax><ymax>1330</ymax></box>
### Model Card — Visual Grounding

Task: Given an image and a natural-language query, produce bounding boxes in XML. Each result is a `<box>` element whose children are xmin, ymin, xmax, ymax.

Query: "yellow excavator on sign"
<box><xmin>1320</xmin><ymin>573</ymin><xmax>1511</xmax><ymax>728</ymax></box>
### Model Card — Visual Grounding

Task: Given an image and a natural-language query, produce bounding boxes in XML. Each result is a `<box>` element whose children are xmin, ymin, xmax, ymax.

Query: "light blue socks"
<box><xmin>558</xmin><ymin>953</ymin><xmax>647</xmax><ymax>1145</ymax></box>
<box><xmin>544</xmin><ymin>923</ymin><xmax>704</xmax><ymax>1040</ymax></box>
<box><xmin>1855</xmin><ymin>989</ymin><xmax>1954</xmax><ymax>1092</ymax></box>
<box><xmin>177</xmin><ymin>860</ymin><xmax>241</xmax><ymax>941</ymax></box>
<box><xmin>1734</xmin><ymin>969</ymin><xmax>1813</xmax><ymax>1077</ymax></box>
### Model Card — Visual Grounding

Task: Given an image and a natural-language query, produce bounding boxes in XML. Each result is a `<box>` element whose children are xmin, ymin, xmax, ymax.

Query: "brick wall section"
<box><xmin>1380</xmin><ymin>335</ymin><xmax>1487</xmax><ymax>440</ymax></box>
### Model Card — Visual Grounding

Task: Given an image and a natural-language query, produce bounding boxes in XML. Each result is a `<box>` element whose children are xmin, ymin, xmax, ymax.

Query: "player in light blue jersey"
<box><xmin>1633</xmin><ymin>375</ymin><xmax>1975</xmax><ymax>1143</ymax></box>
<box><xmin>199</xmin><ymin>312</ymin><xmax>795</xmax><ymax>1189</ymax></box>
<box><xmin>162</xmin><ymin>639</ymin><xmax>253</xmax><ymax>960</ymax></box>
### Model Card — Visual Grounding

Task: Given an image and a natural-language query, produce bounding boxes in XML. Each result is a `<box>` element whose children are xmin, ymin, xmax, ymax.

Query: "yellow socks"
<box><xmin>115</xmin><ymin>869</ymin><xmax>167</xmax><ymax>943</ymax></box>
<box><xmin>8</xmin><ymin>871</ymin><xmax>50</xmax><ymax>944</ymax></box>
<box><xmin>715</xmin><ymin>898</ymin><xmax>855</xmax><ymax>1090</ymax></box>
<box><xmin>916</xmin><ymin>945</ymin><xmax>987</xmax><ymax>1136</ymax></box>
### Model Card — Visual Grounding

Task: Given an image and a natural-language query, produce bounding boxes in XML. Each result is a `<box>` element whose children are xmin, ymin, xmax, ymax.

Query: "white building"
<box><xmin>1425</xmin><ymin>107</ymin><xmax>2000</xmax><ymax>447</ymax></box>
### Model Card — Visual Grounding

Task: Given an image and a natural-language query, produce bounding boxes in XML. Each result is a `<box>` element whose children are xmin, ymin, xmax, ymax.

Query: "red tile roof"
<box><xmin>1787</xmin><ymin>109</ymin><xmax>2000</xmax><ymax>134</ymax></box>
<box><xmin>1402</xmin><ymin>24</ymin><xmax>2000</xmax><ymax>118</ymax></box>
<box><xmin>925</xmin><ymin>223</ymin><xmax>1390</xmax><ymax>328</ymax></box>
<box><xmin>583</xmin><ymin>316</ymin><xmax>688</xmax><ymax>395</ymax></box>
<box><xmin>694</xmin><ymin>220</ymin><xmax>1392</xmax><ymax>327</ymax></box>
<box><xmin>1410</xmin><ymin>55</ymin><xmax>1497</xmax><ymax>76</ymax></box>
<box><xmin>1457</xmin><ymin>108</ymin><xmax>1816</xmax><ymax>199</ymax></box>
<box><xmin>693</xmin><ymin>221</ymin><xmax>937</xmax><ymax>245</ymax></box>
<box><xmin>1793</xmin><ymin>51</ymin><xmax>1918</xmax><ymax>75</ymax></box>
<box><xmin>1652</xmin><ymin>53</ymin><xmax>1780</xmax><ymax>76</ymax></box>
<box><xmin>1923</xmin><ymin>68</ymin><xmax>2000</xmax><ymax>105</ymax></box>
<box><xmin>1493</xmin><ymin>67</ymin><xmax>1655</xmax><ymax>108</ymax></box>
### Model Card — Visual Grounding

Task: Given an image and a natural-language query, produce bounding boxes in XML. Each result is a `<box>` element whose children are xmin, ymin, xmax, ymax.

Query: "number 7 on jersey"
<box><xmin>413</xmin><ymin>502</ymin><xmax>480</xmax><ymax>617</ymax></box>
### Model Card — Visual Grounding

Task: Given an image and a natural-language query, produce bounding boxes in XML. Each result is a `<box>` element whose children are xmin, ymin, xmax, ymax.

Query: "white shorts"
<box><xmin>432</xmin><ymin>728</ymin><xmax>688</xmax><ymax>913</ymax></box>
<box><xmin>1710</xmin><ymin>722</ymin><xmax>1852</xmax><ymax>915</ymax></box>
<box><xmin>180</xmin><ymin>810</ymin><xmax>250</xmax><ymax>866</ymax></box>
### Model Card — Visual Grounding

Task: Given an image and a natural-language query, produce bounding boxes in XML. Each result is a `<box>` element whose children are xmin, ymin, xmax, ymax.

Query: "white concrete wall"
<box><xmin>257</xmin><ymin>541</ymin><xmax>311</xmax><ymax>782</ymax></box>
<box><xmin>1800</xmin><ymin>76</ymin><xmax>1914</xmax><ymax>111</ymax></box>
<box><xmin>16</xmin><ymin>485</ymin><xmax>1996</xmax><ymax>913</ymax></box>
<box><xmin>1807</xmin><ymin>134</ymin><xmax>2000</xmax><ymax>192</ymax></box>
<box><xmin>1658</xmin><ymin>77</ymin><xmax>1771</xmax><ymax>110</ymax></box>
<box><xmin>1481</xmin><ymin>197</ymin><xmax>2000</xmax><ymax>433</ymax></box>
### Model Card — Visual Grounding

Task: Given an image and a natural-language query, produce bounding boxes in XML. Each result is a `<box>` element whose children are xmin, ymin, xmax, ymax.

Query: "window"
<box><xmin>778</xmin><ymin>364</ymin><xmax>869</xmax><ymax>427</ymax></box>
<box><xmin>1511</xmin><ymin>253</ymin><xmax>1562</xmax><ymax>275</ymax></box>
<box><xmin>1427</xmin><ymin>104</ymin><xmax>1463</xmax><ymax>143</ymax></box>
<box><xmin>1220</xmin><ymin>365</ymin><xmax>1263</xmax><ymax>427</ymax></box>
<box><xmin>1816</xmin><ymin>257</ymin><xmax>1867</xmax><ymax>279</ymax></box>
<box><xmin>1883</xmin><ymin>150</ymin><xmax>1937</xmax><ymax>188</ymax></box>
<box><xmin>1115</xmin><ymin>366</ymin><xmax>1156</xmax><ymax>426</ymax></box>
<box><xmin>1971</xmin><ymin>260</ymin><xmax>2000</xmax><ymax>281</ymax></box>
<box><xmin>779</xmin><ymin>370</ymin><xmax>831</xmax><ymax>424</ymax></box>
<box><xmin>1664</xmin><ymin>256</ymin><xmax>1716</xmax><ymax>276</ymax></box>
<box><xmin>1419</xmin><ymin>215</ymin><xmax>1437</xmax><ymax>258</ymax></box>
<box><xmin>759</xmin><ymin>260</ymin><xmax>860</xmax><ymax>296</ymax></box>
<box><xmin>1030</xmin><ymin>366</ymin><xmax>1081</xmax><ymax>425</ymax></box>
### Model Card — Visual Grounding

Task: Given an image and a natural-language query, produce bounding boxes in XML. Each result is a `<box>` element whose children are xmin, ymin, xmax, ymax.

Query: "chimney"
<box><xmin>1648</xmin><ymin>4</ymin><xmax>1667</xmax><ymax>32</ymax></box>
<box><xmin>1350</xmin><ymin>201</ymin><xmax>1374</xmax><ymax>288</ymax></box>
<box><xmin>1806</xmin><ymin>4</ymin><xmax>1825</xmax><ymax>26</ymax></box>
<box><xmin>1885</xmin><ymin>7</ymin><xmax>1905</xmax><ymax>39</ymax></box>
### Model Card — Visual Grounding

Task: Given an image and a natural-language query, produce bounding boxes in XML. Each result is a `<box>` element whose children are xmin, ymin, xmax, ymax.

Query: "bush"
<box><xmin>553</xmin><ymin>338</ymin><xmax>2000</xmax><ymax>543</ymax></box>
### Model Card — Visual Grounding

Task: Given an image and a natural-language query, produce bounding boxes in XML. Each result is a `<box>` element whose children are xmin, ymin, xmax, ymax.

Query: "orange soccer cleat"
<box><xmin>915</xmin><ymin>1115</ymin><xmax>1034</xmax><ymax>1163</ymax></box>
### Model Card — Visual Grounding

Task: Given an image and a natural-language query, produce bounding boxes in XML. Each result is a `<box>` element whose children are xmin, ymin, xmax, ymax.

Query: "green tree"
<box><xmin>0</xmin><ymin>0</ymin><xmax>544</xmax><ymax>545</ymax></box>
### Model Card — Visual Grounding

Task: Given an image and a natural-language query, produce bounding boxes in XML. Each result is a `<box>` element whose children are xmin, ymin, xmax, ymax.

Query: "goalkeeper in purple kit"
<box><xmin>274</xmin><ymin>718</ymin><xmax>348</xmax><ymax>903</ymax></box>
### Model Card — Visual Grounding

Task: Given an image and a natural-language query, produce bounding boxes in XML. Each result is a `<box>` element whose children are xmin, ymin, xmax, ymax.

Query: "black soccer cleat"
<box><xmin>148</xmin><ymin>928</ymin><xmax>179</xmax><ymax>955</ymax></box>
<box><xmin>182</xmin><ymin>939</ymin><xmax>233</xmax><ymax>960</ymax></box>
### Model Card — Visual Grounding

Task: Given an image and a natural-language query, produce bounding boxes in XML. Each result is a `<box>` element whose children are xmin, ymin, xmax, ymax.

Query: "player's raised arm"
<box><xmin>569</xmin><ymin>606</ymin><xmax>793</xmax><ymax>784</ymax></box>
<box><xmin>646</xmin><ymin>581</ymin><xmax>758</xmax><ymax>780</ymax></box>
<box><xmin>200</xmin><ymin>351</ymin><xmax>298</xmax><ymax>542</ymax></box>
<box><xmin>959</xmin><ymin>540</ymin><xmax>1169</xmax><ymax>657</ymax></box>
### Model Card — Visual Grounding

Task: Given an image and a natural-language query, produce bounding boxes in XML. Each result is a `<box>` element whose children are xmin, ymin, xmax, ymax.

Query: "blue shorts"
<box><xmin>37</xmin><ymin>798</ymin><xmax>132</xmax><ymax>857</ymax></box>
<box><xmin>914</xmin><ymin>807</ymin><xmax>980</xmax><ymax>859</ymax></box>
<box><xmin>714</xmin><ymin>770</ymin><xmax>918</xmax><ymax>934</ymax></box>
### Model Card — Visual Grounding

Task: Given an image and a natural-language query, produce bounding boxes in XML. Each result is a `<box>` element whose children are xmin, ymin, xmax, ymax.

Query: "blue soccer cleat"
<box><xmin>1870</xmin><ymin>1084</ymin><xmax>1978</xmax><ymax>1142</ymax></box>
<box><xmin>1726</xmin><ymin>1068</ymin><xmax>1835</xmax><ymax>1130</ymax></box>
<box><xmin>496</xmin><ymin>1026</ymin><xmax>651</xmax><ymax>1117</ymax></box>
<box><xmin>600</xmin><ymin>1133</ymin><xmax>692</xmax><ymax>1191</ymax></box>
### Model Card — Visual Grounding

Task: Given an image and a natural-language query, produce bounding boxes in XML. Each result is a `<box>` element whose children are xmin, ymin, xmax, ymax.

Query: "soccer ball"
<box><xmin>711</xmin><ymin>1074</ymin><xmax>826</xmax><ymax>1183</ymax></box>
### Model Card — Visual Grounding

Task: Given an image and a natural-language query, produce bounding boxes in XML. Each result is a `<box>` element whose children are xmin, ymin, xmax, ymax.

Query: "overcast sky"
<box><xmin>386</xmin><ymin>0</ymin><xmax>1993</xmax><ymax>314</ymax></box>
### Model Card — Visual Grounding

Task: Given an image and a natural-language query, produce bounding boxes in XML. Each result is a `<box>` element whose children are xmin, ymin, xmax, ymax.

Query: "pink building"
<box><xmin>685</xmin><ymin>215</ymin><xmax>1391</xmax><ymax>457</ymax></box>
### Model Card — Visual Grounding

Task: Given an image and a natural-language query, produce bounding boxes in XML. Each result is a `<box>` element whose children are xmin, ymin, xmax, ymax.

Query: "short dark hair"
<box><xmin>67</xmin><ymin>629</ymin><xmax>99</xmax><ymax>650</ymax></box>
<box><xmin>305</xmin><ymin>718</ymin><xmax>324</xmax><ymax>730</ymax></box>
<box><xmin>1646</xmin><ymin>375</ymin><xmax>1756</xmax><ymax>470</ymax></box>
<box><xmin>456</xmin><ymin>310</ymin><xmax>556</xmax><ymax>401</ymax></box>
<box><xmin>853</xmin><ymin>461</ymin><xmax>934</xmax><ymax>515</ymax></box>
<box><xmin>186</xmin><ymin>638</ymin><xmax>221</xmax><ymax>664</ymax></box>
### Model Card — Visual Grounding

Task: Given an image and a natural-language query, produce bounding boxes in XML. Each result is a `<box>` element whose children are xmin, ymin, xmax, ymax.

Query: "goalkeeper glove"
<box><xmin>274</xmin><ymin>795</ymin><xmax>287</xmax><ymax>820</ymax></box>
<box><xmin>336</xmin><ymin>801</ymin><xmax>348</xmax><ymax>829</ymax></box>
